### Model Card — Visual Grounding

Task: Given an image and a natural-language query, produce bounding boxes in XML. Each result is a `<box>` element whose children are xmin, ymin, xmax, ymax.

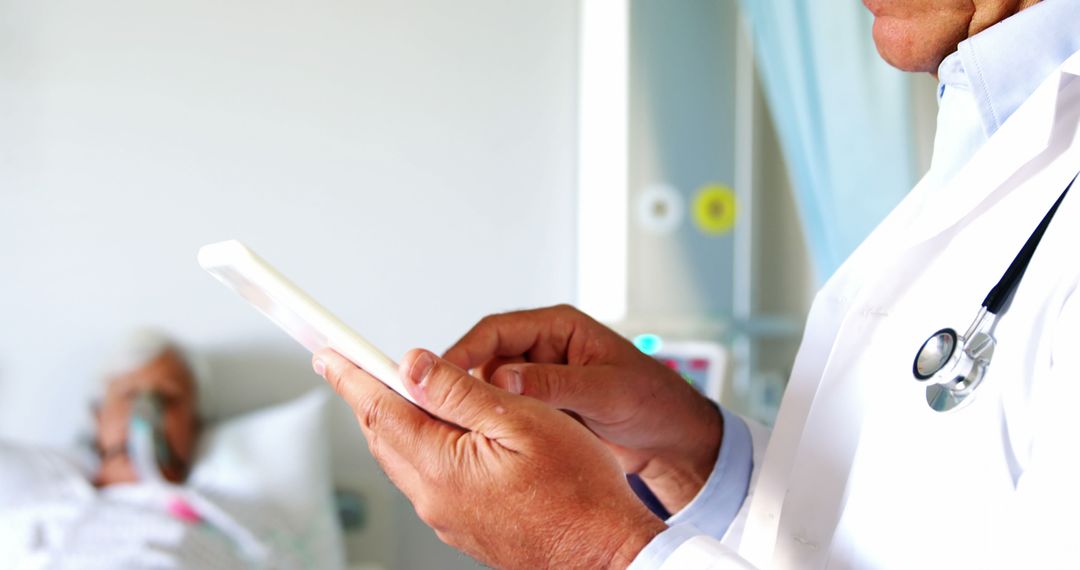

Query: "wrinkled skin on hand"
<box><xmin>443</xmin><ymin>304</ymin><xmax>724</xmax><ymax>513</ymax></box>
<box><xmin>315</xmin><ymin>345</ymin><xmax>667</xmax><ymax>569</ymax></box>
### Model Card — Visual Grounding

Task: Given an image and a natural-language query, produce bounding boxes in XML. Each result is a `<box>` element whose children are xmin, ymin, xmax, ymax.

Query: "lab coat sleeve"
<box><xmin>628</xmin><ymin>407</ymin><xmax>771</xmax><ymax>569</ymax></box>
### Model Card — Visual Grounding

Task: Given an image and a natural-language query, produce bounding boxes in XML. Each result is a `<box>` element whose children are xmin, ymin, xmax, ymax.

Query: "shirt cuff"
<box><xmin>627</xmin><ymin>407</ymin><xmax>755</xmax><ymax>570</ymax></box>
<box><xmin>667</xmin><ymin>406</ymin><xmax>753</xmax><ymax>537</ymax></box>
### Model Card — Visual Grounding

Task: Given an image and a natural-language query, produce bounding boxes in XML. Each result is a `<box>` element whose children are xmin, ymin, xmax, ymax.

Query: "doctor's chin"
<box><xmin>3</xmin><ymin>1</ymin><xmax>1079</xmax><ymax>569</ymax></box>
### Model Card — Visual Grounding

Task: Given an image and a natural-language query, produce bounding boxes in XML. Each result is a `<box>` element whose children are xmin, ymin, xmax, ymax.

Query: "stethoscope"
<box><xmin>913</xmin><ymin>173</ymin><xmax>1076</xmax><ymax>412</ymax></box>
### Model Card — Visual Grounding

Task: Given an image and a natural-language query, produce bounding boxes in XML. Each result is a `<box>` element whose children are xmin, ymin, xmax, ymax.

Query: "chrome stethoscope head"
<box><xmin>912</xmin><ymin>308</ymin><xmax>996</xmax><ymax>412</ymax></box>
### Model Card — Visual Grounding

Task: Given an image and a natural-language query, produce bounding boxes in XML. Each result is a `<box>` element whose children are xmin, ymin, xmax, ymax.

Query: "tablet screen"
<box><xmin>213</xmin><ymin>265</ymin><xmax>328</xmax><ymax>353</ymax></box>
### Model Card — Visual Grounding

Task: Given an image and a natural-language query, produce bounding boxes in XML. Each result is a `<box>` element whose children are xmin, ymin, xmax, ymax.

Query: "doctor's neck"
<box><xmin>864</xmin><ymin>0</ymin><xmax>1042</xmax><ymax>74</ymax></box>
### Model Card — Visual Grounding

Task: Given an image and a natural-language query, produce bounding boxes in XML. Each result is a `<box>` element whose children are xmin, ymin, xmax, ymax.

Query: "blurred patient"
<box><xmin>93</xmin><ymin>331</ymin><xmax>201</xmax><ymax>486</ymax></box>
<box><xmin>0</xmin><ymin>331</ymin><xmax>275</xmax><ymax>568</ymax></box>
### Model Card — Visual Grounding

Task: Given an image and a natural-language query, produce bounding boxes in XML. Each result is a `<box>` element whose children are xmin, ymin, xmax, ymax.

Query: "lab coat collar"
<box><xmin>905</xmin><ymin>47</ymin><xmax>1080</xmax><ymax>250</ymax></box>
<box><xmin>946</xmin><ymin>0</ymin><xmax>1080</xmax><ymax>137</ymax></box>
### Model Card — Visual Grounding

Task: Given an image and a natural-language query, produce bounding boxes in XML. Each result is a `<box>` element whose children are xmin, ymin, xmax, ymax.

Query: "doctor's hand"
<box><xmin>443</xmin><ymin>305</ymin><xmax>723</xmax><ymax>513</ymax></box>
<box><xmin>314</xmin><ymin>348</ymin><xmax>667</xmax><ymax>570</ymax></box>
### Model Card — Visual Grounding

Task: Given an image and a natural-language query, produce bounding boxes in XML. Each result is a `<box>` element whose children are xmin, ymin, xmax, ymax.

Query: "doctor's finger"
<box><xmin>472</xmin><ymin>355</ymin><xmax>526</xmax><ymax>382</ymax></box>
<box><xmin>401</xmin><ymin>349</ymin><xmax>525</xmax><ymax>441</ymax></box>
<box><xmin>443</xmin><ymin>305</ymin><xmax>581</xmax><ymax>370</ymax></box>
<box><xmin>365</xmin><ymin>435</ymin><xmax>426</xmax><ymax>502</ymax></box>
<box><xmin>313</xmin><ymin>349</ymin><xmax>462</xmax><ymax>478</ymax></box>
<box><xmin>490</xmin><ymin>362</ymin><xmax>622</xmax><ymax>416</ymax></box>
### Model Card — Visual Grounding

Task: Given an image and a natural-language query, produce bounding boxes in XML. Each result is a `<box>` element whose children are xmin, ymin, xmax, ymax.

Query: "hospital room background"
<box><xmin>0</xmin><ymin>0</ymin><xmax>938</xmax><ymax>568</ymax></box>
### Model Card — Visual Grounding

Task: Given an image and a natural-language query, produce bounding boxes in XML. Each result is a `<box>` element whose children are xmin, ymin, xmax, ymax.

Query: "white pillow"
<box><xmin>189</xmin><ymin>388</ymin><xmax>345</xmax><ymax>570</ymax></box>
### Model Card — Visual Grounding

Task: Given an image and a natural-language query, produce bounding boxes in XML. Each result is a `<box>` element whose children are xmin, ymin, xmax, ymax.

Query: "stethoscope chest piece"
<box><xmin>912</xmin><ymin>308</ymin><xmax>997</xmax><ymax>412</ymax></box>
<box><xmin>913</xmin><ymin>328</ymin><xmax>958</xmax><ymax>380</ymax></box>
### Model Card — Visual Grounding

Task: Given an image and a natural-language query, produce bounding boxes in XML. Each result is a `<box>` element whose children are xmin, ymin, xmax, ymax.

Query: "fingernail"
<box><xmin>313</xmin><ymin>359</ymin><xmax>326</xmax><ymax>378</ymax></box>
<box><xmin>507</xmin><ymin>369</ymin><xmax>523</xmax><ymax>395</ymax></box>
<box><xmin>409</xmin><ymin>352</ymin><xmax>435</xmax><ymax>386</ymax></box>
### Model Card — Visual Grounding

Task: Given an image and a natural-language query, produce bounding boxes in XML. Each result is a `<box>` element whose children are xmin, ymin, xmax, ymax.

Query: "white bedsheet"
<box><xmin>0</xmin><ymin>446</ymin><xmax>328</xmax><ymax>569</ymax></box>
<box><xmin>0</xmin><ymin>389</ymin><xmax>346</xmax><ymax>570</ymax></box>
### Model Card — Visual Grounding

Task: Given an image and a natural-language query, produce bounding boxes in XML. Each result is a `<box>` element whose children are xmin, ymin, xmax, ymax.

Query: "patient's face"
<box><xmin>863</xmin><ymin>0</ymin><xmax>1040</xmax><ymax>73</ymax></box>
<box><xmin>96</xmin><ymin>349</ymin><xmax>199</xmax><ymax>486</ymax></box>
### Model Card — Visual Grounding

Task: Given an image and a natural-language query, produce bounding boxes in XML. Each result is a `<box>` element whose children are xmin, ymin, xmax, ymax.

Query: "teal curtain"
<box><xmin>738</xmin><ymin>0</ymin><xmax>919</xmax><ymax>282</ymax></box>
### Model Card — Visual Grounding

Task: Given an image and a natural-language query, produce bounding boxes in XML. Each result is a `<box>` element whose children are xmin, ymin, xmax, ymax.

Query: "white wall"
<box><xmin>0</xmin><ymin>1</ymin><xmax>578</xmax><ymax>567</ymax></box>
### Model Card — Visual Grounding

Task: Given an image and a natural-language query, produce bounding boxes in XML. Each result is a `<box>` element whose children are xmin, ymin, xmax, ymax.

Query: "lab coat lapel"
<box><xmin>768</xmin><ymin>229</ymin><xmax>975</xmax><ymax>569</ymax></box>
<box><xmin>744</xmin><ymin>49</ymin><xmax>1080</xmax><ymax>569</ymax></box>
<box><xmin>904</xmin><ymin>54</ymin><xmax>1080</xmax><ymax>246</ymax></box>
<box><xmin>737</xmin><ymin>170</ymin><xmax>934</xmax><ymax>567</ymax></box>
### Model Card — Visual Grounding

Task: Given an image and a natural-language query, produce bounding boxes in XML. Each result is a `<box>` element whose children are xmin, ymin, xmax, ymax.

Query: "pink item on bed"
<box><xmin>166</xmin><ymin>496</ymin><xmax>200</xmax><ymax>524</ymax></box>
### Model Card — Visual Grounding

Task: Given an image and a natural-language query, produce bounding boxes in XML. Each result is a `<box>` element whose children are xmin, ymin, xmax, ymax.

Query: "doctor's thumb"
<box><xmin>399</xmin><ymin>349</ymin><xmax>517</xmax><ymax>437</ymax></box>
<box><xmin>490</xmin><ymin>363</ymin><xmax>615</xmax><ymax>415</ymax></box>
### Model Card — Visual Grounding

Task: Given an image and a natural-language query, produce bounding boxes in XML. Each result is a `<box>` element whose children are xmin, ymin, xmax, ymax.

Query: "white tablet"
<box><xmin>197</xmin><ymin>240</ymin><xmax>415</xmax><ymax>403</ymax></box>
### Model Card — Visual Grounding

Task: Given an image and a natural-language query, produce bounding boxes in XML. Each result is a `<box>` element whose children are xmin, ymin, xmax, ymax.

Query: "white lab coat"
<box><xmin>662</xmin><ymin>49</ymin><xmax>1080</xmax><ymax>568</ymax></box>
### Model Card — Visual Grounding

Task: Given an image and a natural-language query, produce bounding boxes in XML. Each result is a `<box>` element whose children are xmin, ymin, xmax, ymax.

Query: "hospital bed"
<box><xmin>0</xmin><ymin>389</ymin><xmax>355</xmax><ymax>569</ymax></box>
